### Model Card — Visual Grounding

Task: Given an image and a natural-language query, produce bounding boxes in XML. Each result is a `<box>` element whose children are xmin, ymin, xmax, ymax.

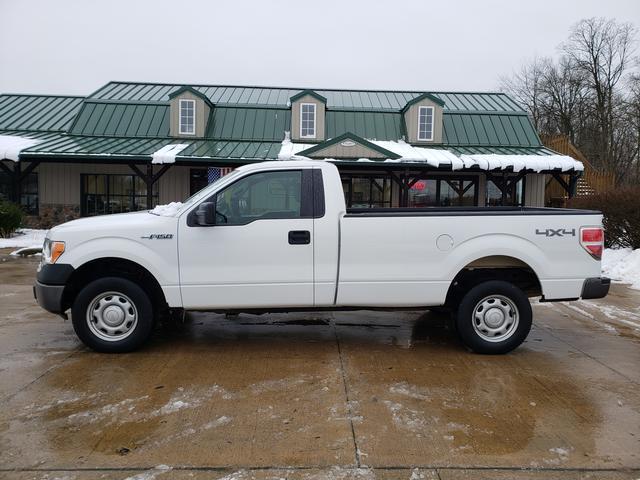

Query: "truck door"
<box><xmin>178</xmin><ymin>168</ymin><xmax>315</xmax><ymax>309</ymax></box>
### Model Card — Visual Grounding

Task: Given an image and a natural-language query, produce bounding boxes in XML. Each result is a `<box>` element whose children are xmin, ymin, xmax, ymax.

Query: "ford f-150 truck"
<box><xmin>34</xmin><ymin>160</ymin><xmax>610</xmax><ymax>354</ymax></box>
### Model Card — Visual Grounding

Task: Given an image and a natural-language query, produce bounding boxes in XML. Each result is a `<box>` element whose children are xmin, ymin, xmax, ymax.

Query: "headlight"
<box><xmin>42</xmin><ymin>239</ymin><xmax>65</xmax><ymax>264</ymax></box>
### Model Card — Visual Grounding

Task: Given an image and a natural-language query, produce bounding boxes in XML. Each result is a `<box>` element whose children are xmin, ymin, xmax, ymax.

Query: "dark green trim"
<box><xmin>289</xmin><ymin>90</ymin><xmax>327</xmax><ymax>104</ymax></box>
<box><xmin>297</xmin><ymin>132</ymin><xmax>401</xmax><ymax>160</ymax></box>
<box><xmin>402</xmin><ymin>92</ymin><xmax>445</xmax><ymax>111</ymax></box>
<box><xmin>167</xmin><ymin>86</ymin><xmax>213</xmax><ymax>106</ymax></box>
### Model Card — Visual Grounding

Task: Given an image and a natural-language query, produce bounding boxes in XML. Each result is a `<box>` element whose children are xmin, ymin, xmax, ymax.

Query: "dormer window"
<box><xmin>300</xmin><ymin>103</ymin><xmax>316</xmax><ymax>138</ymax></box>
<box><xmin>417</xmin><ymin>106</ymin><xmax>434</xmax><ymax>141</ymax></box>
<box><xmin>179</xmin><ymin>99</ymin><xmax>196</xmax><ymax>135</ymax></box>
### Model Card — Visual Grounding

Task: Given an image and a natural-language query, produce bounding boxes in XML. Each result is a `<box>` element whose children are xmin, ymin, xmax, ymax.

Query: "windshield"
<box><xmin>178</xmin><ymin>168</ymin><xmax>245</xmax><ymax>212</ymax></box>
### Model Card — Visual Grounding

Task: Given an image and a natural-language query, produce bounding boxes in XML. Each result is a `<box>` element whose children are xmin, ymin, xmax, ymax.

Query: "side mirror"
<box><xmin>195</xmin><ymin>202</ymin><xmax>216</xmax><ymax>226</ymax></box>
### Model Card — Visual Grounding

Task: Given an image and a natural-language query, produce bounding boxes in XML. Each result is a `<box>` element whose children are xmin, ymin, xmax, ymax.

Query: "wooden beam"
<box><xmin>17</xmin><ymin>161</ymin><xmax>40</xmax><ymax>182</ymax></box>
<box><xmin>0</xmin><ymin>162</ymin><xmax>13</xmax><ymax>176</ymax></box>
<box><xmin>551</xmin><ymin>173</ymin><xmax>571</xmax><ymax>194</ymax></box>
<box><xmin>151</xmin><ymin>164</ymin><xmax>171</xmax><ymax>184</ymax></box>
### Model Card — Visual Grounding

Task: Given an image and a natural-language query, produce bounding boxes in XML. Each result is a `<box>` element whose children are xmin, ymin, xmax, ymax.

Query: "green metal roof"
<box><xmin>90</xmin><ymin>81</ymin><xmax>524</xmax><ymax>113</ymax></box>
<box><xmin>325</xmin><ymin>111</ymin><xmax>402</xmax><ymax>141</ymax></box>
<box><xmin>70</xmin><ymin>101</ymin><xmax>170</xmax><ymax>137</ymax></box>
<box><xmin>0</xmin><ymin>95</ymin><xmax>84</xmax><ymax>132</ymax></box>
<box><xmin>207</xmin><ymin>107</ymin><xmax>291</xmax><ymax>141</ymax></box>
<box><xmin>442</xmin><ymin>113</ymin><xmax>540</xmax><ymax>147</ymax></box>
<box><xmin>19</xmin><ymin>134</ymin><xmax>281</xmax><ymax>162</ymax></box>
<box><xmin>1</xmin><ymin>81</ymin><xmax>554</xmax><ymax>167</ymax></box>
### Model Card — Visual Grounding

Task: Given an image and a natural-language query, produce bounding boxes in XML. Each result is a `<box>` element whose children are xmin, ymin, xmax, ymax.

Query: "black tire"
<box><xmin>71</xmin><ymin>277</ymin><xmax>154</xmax><ymax>353</ymax></box>
<box><xmin>455</xmin><ymin>280</ymin><xmax>532</xmax><ymax>354</ymax></box>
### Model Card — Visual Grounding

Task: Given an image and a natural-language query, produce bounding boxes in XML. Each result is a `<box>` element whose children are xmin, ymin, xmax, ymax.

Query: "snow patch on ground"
<box><xmin>0</xmin><ymin>228</ymin><xmax>47</xmax><ymax>250</ymax></box>
<box><xmin>151</xmin><ymin>385</ymin><xmax>232</xmax><ymax>417</ymax></box>
<box><xmin>389</xmin><ymin>382</ymin><xmax>430</xmax><ymax>401</ymax></box>
<box><xmin>149</xmin><ymin>202</ymin><xmax>183</xmax><ymax>216</ymax></box>
<box><xmin>602</xmin><ymin>248</ymin><xmax>640</xmax><ymax>289</ymax></box>
<box><xmin>203</xmin><ymin>415</ymin><xmax>232</xmax><ymax>429</ymax></box>
<box><xmin>123</xmin><ymin>465</ymin><xmax>172</xmax><ymax>480</ymax></box>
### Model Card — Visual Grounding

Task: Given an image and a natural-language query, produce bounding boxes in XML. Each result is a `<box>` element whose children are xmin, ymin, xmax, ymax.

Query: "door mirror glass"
<box><xmin>195</xmin><ymin>202</ymin><xmax>216</xmax><ymax>226</ymax></box>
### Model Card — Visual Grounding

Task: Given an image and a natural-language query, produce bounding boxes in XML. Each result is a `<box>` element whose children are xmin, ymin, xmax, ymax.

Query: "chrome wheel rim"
<box><xmin>472</xmin><ymin>295</ymin><xmax>519</xmax><ymax>342</ymax></box>
<box><xmin>86</xmin><ymin>291</ymin><xmax>138</xmax><ymax>342</ymax></box>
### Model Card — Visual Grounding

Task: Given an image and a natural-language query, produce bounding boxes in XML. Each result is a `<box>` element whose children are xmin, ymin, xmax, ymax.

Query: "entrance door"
<box><xmin>178</xmin><ymin>169</ymin><xmax>314</xmax><ymax>309</ymax></box>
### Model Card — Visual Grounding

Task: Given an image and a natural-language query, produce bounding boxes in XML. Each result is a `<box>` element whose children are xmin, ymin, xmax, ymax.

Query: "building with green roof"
<box><xmin>0</xmin><ymin>81</ymin><xmax>583</xmax><ymax>226</ymax></box>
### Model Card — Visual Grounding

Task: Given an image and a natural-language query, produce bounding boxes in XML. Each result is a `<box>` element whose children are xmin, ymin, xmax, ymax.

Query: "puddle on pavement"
<box><xmin>1</xmin><ymin>252</ymin><xmax>639</xmax><ymax>470</ymax></box>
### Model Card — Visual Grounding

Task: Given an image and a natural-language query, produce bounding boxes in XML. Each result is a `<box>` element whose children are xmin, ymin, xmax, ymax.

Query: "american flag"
<box><xmin>207</xmin><ymin>167</ymin><xmax>234</xmax><ymax>184</ymax></box>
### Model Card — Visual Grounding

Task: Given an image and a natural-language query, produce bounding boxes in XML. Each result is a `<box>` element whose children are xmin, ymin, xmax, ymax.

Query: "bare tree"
<box><xmin>539</xmin><ymin>56</ymin><xmax>589</xmax><ymax>143</ymax></box>
<box><xmin>562</xmin><ymin>18</ymin><xmax>637</xmax><ymax>172</ymax></box>
<box><xmin>499</xmin><ymin>58</ymin><xmax>549</xmax><ymax>131</ymax></box>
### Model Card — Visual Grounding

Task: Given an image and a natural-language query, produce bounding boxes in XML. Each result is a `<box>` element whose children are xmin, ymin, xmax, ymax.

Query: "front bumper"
<box><xmin>33</xmin><ymin>263</ymin><xmax>74</xmax><ymax>314</ymax></box>
<box><xmin>581</xmin><ymin>276</ymin><xmax>610</xmax><ymax>300</ymax></box>
<box><xmin>33</xmin><ymin>281</ymin><xmax>66</xmax><ymax>313</ymax></box>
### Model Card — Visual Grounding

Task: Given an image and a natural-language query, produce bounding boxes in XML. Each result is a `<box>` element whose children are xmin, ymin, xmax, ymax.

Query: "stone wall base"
<box><xmin>25</xmin><ymin>204</ymin><xmax>81</xmax><ymax>229</ymax></box>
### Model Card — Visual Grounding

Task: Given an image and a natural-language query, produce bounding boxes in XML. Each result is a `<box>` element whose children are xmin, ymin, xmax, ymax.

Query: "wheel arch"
<box><xmin>62</xmin><ymin>257</ymin><xmax>167</xmax><ymax>313</ymax></box>
<box><xmin>445</xmin><ymin>255</ymin><xmax>542</xmax><ymax>307</ymax></box>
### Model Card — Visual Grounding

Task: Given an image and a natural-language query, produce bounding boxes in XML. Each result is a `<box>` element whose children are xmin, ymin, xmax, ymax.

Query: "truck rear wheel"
<box><xmin>455</xmin><ymin>280</ymin><xmax>532</xmax><ymax>354</ymax></box>
<box><xmin>71</xmin><ymin>277</ymin><xmax>154</xmax><ymax>353</ymax></box>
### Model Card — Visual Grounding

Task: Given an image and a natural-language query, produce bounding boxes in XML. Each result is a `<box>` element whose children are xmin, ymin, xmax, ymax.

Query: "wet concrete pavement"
<box><xmin>0</xmin><ymin>248</ymin><xmax>639</xmax><ymax>479</ymax></box>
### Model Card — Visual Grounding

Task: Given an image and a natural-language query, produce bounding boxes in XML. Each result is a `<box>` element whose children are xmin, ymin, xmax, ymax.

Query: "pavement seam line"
<box><xmin>332</xmin><ymin>320</ymin><xmax>361</xmax><ymax>468</ymax></box>
<box><xmin>2</xmin><ymin>466</ymin><xmax>640</xmax><ymax>473</ymax></box>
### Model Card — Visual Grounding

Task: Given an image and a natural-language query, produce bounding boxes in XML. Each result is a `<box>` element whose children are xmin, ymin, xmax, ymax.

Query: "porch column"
<box><xmin>128</xmin><ymin>163</ymin><xmax>172</xmax><ymax>209</ymax></box>
<box><xmin>0</xmin><ymin>160</ymin><xmax>40</xmax><ymax>204</ymax></box>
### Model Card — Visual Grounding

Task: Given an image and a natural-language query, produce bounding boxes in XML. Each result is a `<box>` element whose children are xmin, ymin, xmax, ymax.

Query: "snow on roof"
<box><xmin>371</xmin><ymin>140</ymin><xmax>464</xmax><ymax>169</ymax></box>
<box><xmin>277</xmin><ymin>132</ymin><xmax>313</xmax><ymax>161</ymax></box>
<box><xmin>276</xmin><ymin>134</ymin><xmax>584</xmax><ymax>172</ymax></box>
<box><xmin>151</xmin><ymin>143</ymin><xmax>189</xmax><ymax>164</ymax></box>
<box><xmin>0</xmin><ymin>135</ymin><xmax>42</xmax><ymax>162</ymax></box>
<box><xmin>460</xmin><ymin>154</ymin><xmax>584</xmax><ymax>172</ymax></box>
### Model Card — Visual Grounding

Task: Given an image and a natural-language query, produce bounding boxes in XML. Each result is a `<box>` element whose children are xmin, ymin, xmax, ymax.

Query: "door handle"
<box><xmin>288</xmin><ymin>230</ymin><xmax>311</xmax><ymax>245</ymax></box>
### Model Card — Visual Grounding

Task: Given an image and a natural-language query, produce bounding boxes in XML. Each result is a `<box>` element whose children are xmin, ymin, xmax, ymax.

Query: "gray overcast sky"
<box><xmin>0</xmin><ymin>0</ymin><xmax>638</xmax><ymax>96</ymax></box>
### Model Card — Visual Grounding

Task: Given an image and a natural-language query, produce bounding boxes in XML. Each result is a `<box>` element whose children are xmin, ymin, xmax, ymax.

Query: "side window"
<box><xmin>417</xmin><ymin>106</ymin><xmax>434</xmax><ymax>141</ymax></box>
<box><xmin>215</xmin><ymin>170</ymin><xmax>303</xmax><ymax>225</ymax></box>
<box><xmin>300</xmin><ymin>103</ymin><xmax>316</xmax><ymax>138</ymax></box>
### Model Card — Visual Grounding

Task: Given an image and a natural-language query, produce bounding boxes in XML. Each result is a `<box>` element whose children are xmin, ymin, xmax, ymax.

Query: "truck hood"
<box><xmin>49</xmin><ymin>211</ymin><xmax>178</xmax><ymax>239</ymax></box>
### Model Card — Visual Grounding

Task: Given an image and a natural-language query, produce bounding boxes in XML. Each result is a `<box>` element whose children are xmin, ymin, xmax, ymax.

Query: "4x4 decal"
<box><xmin>535</xmin><ymin>228</ymin><xmax>576</xmax><ymax>237</ymax></box>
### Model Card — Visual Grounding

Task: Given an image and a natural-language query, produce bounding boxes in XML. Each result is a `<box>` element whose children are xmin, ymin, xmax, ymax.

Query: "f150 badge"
<box><xmin>535</xmin><ymin>228</ymin><xmax>576</xmax><ymax>237</ymax></box>
<box><xmin>141</xmin><ymin>234</ymin><xmax>174</xmax><ymax>240</ymax></box>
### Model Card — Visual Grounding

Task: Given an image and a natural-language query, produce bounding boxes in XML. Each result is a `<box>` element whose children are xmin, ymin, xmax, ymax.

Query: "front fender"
<box><xmin>62</xmin><ymin>236</ymin><xmax>179</xmax><ymax>287</ymax></box>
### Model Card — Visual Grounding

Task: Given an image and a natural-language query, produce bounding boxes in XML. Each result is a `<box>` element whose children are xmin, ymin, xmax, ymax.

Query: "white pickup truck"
<box><xmin>34</xmin><ymin>160</ymin><xmax>609</xmax><ymax>354</ymax></box>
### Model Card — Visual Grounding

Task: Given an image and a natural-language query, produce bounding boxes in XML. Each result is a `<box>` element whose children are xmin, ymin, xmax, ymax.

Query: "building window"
<box><xmin>417</xmin><ymin>106</ymin><xmax>434</xmax><ymax>141</ymax></box>
<box><xmin>179</xmin><ymin>99</ymin><xmax>196</xmax><ymax>135</ymax></box>
<box><xmin>300</xmin><ymin>103</ymin><xmax>316</xmax><ymax>138</ymax></box>
<box><xmin>341</xmin><ymin>175</ymin><xmax>395</xmax><ymax>208</ymax></box>
<box><xmin>190</xmin><ymin>168</ymin><xmax>235</xmax><ymax>195</ymax></box>
<box><xmin>81</xmin><ymin>174</ymin><xmax>158</xmax><ymax>217</ymax></box>
<box><xmin>408</xmin><ymin>178</ymin><xmax>477</xmax><ymax>207</ymax></box>
<box><xmin>0</xmin><ymin>171</ymin><xmax>38</xmax><ymax>215</ymax></box>
<box><xmin>486</xmin><ymin>176</ymin><xmax>524</xmax><ymax>206</ymax></box>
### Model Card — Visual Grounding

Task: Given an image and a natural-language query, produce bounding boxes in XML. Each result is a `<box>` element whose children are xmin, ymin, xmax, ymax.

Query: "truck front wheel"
<box><xmin>455</xmin><ymin>280</ymin><xmax>532</xmax><ymax>354</ymax></box>
<box><xmin>71</xmin><ymin>277</ymin><xmax>154</xmax><ymax>353</ymax></box>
